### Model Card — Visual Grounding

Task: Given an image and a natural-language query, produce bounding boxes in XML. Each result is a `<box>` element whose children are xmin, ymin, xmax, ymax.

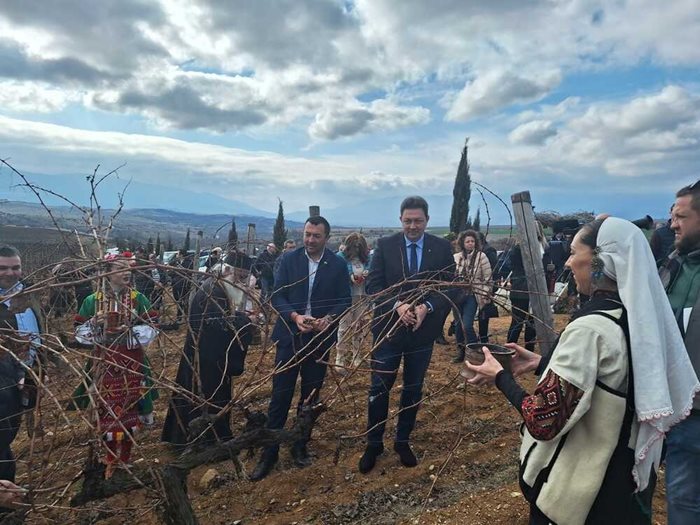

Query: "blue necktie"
<box><xmin>409</xmin><ymin>243</ymin><xmax>418</xmax><ymax>275</ymax></box>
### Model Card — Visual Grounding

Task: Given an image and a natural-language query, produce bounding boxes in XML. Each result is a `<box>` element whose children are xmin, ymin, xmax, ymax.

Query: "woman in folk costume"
<box><xmin>466</xmin><ymin>217</ymin><xmax>699</xmax><ymax>524</ymax></box>
<box><xmin>334</xmin><ymin>232</ymin><xmax>371</xmax><ymax>372</ymax></box>
<box><xmin>72</xmin><ymin>253</ymin><xmax>159</xmax><ymax>475</ymax></box>
<box><xmin>161</xmin><ymin>257</ymin><xmax>255</xmax><ymax>447</ymax></box>
<box><xmin>452</xmin><ymin>229</ymin><xmax>492</xmax><ymax>363</ymax></box>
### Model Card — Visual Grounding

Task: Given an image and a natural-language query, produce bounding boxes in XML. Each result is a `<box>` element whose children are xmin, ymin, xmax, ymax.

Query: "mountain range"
<box><xmin>1</xmin><ymin>171</ymin><xmax>669</xmax><ymax>230</ymax></box>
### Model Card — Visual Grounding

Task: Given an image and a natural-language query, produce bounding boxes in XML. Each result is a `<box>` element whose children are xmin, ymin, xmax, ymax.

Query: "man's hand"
<box><xmin>412</xmin><ymin>304</ymin><xmax>429</xmax><ymax>332</ymax></box>
<box><xmin>0</xmin><ymin>480</ymin><xmax>26</xmax><ymax>507</ymax></box>
<box><xmin>396</xmin><ymin>303</ymin><xmax>416</xmax><ymax>326</ymax></box>
<box><xmin>293</xmin><ymin>314</ymin><xmax>316</xmax><ymax>333</ymax></box>
<box><xmin>312</xmin><ymin>315</ymin><xmax>333</xmax><ymax>332</ymax></box>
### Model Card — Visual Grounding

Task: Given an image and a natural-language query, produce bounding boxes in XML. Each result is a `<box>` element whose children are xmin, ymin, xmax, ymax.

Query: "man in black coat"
<box><xmin>250</xmin><ymin>216</ymin><xmax>351</xmax><ymax>481</ymax></box>
<box><xmin>170</xmin><ymin>249</ymin><xmax>195</xmax><ymax>323</ymax></box>
<box><xmin>161</xmin><ymin>256</ymin><xmax>254</xmax><ymax>446</ymax></box>
<box><xmin>359</xmin><ymin>197</ymin><xmax>455</xmax><ymax>473</ymax></box>
<box><xmin>0</xmin><ymin>245</ymin><xmax>44</xmax><ymax>486</ymax></box>
<box><xmin>253</xmin><ymin>243</ymin><xmax>278</xmax><ymax>304</ymax></box>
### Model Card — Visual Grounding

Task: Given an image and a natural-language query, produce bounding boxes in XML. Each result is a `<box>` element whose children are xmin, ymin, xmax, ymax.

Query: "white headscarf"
<box><xmin>595</xmin><ymin>217</ymin><xmax>700</xmax><ymax>490</ymax></box>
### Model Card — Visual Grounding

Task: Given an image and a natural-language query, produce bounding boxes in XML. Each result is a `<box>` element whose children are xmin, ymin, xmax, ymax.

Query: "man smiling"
<box><xmin>0</xmin><ymin>245</ymin><xmax>43</xmax><ymax>490</ymax></box>
<box><xmin>250</xmin><ymin>216</ymin><xmax>351</xmax><ymax>481</ymax></box>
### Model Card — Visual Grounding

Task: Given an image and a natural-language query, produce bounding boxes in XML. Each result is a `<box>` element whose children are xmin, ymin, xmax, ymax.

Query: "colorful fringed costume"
<box><xmin>72</xmin><ymin>289</ymin><xmax>158</xmax><ymax>472</ymax></box>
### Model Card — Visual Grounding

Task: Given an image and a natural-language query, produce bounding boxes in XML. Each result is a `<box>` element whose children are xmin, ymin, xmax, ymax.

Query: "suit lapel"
<box><xmin>398</xmin><ymin>234</ymin><xmax>410</xmax><ymax>276</ymax></box>
<box><xmin>420</xmin><ymin>234</ymin><xmax>433</xmax><ymax>272</ymax></box>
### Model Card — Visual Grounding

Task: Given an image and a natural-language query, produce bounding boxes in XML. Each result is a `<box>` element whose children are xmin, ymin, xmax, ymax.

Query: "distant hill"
<box><xmin>0</xmin><ymin>171</ymin><xmax>275</xmax><ymax>217</ymax></box>
<box><xmin>286</xmin><ymin>194</ymin><xmax>454</xmax><ymax>228</ymax></box>
<box><xmin>0</xmin><ymin>200</ymin><xmax>302</xmax><ymax>244</ymax></box>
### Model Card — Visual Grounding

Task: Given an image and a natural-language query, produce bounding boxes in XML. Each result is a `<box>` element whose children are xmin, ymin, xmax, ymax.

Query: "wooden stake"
<box><xmin>511</xmin><ymin>191</ymin><xmax>557</xmax><ymax>356</ymax></box>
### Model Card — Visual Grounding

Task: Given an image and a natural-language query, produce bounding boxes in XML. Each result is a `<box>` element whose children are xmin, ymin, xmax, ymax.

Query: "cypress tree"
<box><xmin>155</xmin><ymin>232</ymin><xmax>161</xmax><ymax>255</ymax></box>
<box><xmin>228</xmin><ymin>218</ymin><xmax>238</xmax><ymax>248</ymax></box>
<box><xmin>273</xmin><ymin>199</ymin><xmax>288</xmax><ymax>250</ymax></box>
<box><xmin>184</xmin><ymin>228</ymin><xmax>191</xmax><ymax>251</ymax></box>
<box><xmin>473</xmin><ymin>208</ymin><xmax>481</xmax><ymax>232</ymax></box>
<box><xmin>449</xmin><ymin>138</ymin><xmax>471</xmax><ymax>235</ymax></box>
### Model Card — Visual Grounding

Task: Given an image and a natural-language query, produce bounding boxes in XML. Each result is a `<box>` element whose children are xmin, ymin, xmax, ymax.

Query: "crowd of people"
<box><xmin>0</xmin><ymin>180</ymin><xmax>698</xmax><ymax>523</ymax></box>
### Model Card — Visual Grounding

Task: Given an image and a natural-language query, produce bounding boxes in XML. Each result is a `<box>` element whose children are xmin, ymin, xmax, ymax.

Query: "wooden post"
<box><xmin>511</xmin><ymin>191</ymin><xmax>556</xmax><ymax>356</ymax></box>
<box><xmin>309</xmin><ymin>205</ymin><xmax>320</xmax><ymax>217</ymax></box>
<box><xmin>246</xmin><ymin>223</ymin><xmax>256</xmax><ymax>255</ymax></box>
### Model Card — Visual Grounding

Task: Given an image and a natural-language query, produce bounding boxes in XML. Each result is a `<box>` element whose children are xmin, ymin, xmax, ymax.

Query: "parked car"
<box><xmin>162</xmin><ymin>250</ymin><xmax>195</xmax><ymax>265</ymax></box>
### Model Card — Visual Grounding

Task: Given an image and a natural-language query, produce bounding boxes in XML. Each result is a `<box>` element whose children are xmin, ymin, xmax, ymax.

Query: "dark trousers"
<box><xmin>0</xmin><ymin>380</ymin><xmax>22</xmax><ymax>483</ymax></box>
<box><xmin>478</xmin><ymin>315</ymin><xmax>490</xmax><ymax>343</ymax></box>
<box><xmin>455</xmin><ymin>295</ymin><xmax>478</xmax><ymax>346</ymax></box>
<box><xmin>260</xmin><ymin>276</ymin><xmax>274</xmax><ymax>305</ymax></box>
<box><xmin>367</xmin><ymin>340</ymin><xmax>433</xmax><ymax>445</ymax></box>
<box><xmin>172</xmin><ymin>284</ymin><xmax>189</xmax><ymax>321</ymax></box>
<box><xmin>0</xmin><ymin>446</ymin><xmax>15</xmax><ymax>483</ymax></box>
<box><xmin>508</xmin><ymin>295</ymin><xmax>536</xmax><ymax>351</ymax></box>
<box><xmin>265</xmin><ymin>334</ymin><xmax>330</xmax><ymax>455</ymax></box>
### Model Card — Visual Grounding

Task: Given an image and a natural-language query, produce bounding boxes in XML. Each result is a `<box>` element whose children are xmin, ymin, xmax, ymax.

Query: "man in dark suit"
<box><xmin>359</xmin><ymin>196</ymin><xmax>455</xmax><ymax>473</ymax></box>
<box><xmin>250</xmin><ymin>216</ymin><xmax>351</xmax><ymax>481</ymax></box>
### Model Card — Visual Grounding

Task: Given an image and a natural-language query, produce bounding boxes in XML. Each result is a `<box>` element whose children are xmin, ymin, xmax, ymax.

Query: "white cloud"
<box><xmin>0</xmin><ymin>0</ymin><xmax>698</xmax><ymax>136</ymax></box>
<box><xmin>479</xmin><ymin>85</ymin><xmax>700</xmax><ymax>183</ymax></box>
<box><xmin>0</xmin><ymin>114</ymin><xmax>446</xmax><ymax>211</ymax></box>
<box><xmin>571</xmin><ymin>85</ymin><xmax>698</xmax><ymax>136</ymax></box>
<box><xmin>0</xmin><ymin>1</ymin><xmax>700</xmax><ymax>223</ymax></box>
<box><xmin>0</xmin><ymin>81</ymin><xmax>79</xmax><ymax>113</ymax></box>
<box><xmin>446</xmin><ymin>69</ymin><xmax>562</xmax><ymax>122</ymax></box>
<box><xmin>508</xmin><ymin>119</ymin><xmax>557</xmax><ymax>145</ymax></box>
<box><xmin>308</xmin><ymin>99</ymin><xmax>430</xmax><ymax>140</ymax></box>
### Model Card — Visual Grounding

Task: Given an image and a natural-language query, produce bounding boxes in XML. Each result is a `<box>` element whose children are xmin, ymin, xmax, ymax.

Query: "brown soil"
<box><xmin>14</xmin><ymin>314</ymin><xmax>668</xmax><ymax>524</ymax></box>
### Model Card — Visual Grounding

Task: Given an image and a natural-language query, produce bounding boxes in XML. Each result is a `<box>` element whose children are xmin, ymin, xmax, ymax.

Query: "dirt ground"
<box><xmin>13</xmin><ymin>313</ymin><xmax>668</xmax><ymax>524</ymax></box>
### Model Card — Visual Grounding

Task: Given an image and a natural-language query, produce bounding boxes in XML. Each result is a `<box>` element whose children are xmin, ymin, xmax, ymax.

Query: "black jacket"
<box><xmin>161</xmin><ymin>278</ymin><xmax>253</xmax><ymax>445</ymax></box>
<box><xmin>271</xmin><ymin>247</ymin><xmax>351</xmax><ymax>346</ymax></box>
<box><xmin>254</xmin><ymin>250</ymin><xmax>277</xmax><ymax>281</ymax></box>
<box><xmin>367</xmin><ymin>232</ymin><xmax>456</xmax><ymax>348</ymax></box>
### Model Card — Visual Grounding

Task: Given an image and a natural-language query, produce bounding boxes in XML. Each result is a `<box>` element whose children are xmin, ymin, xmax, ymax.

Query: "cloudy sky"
<box><xmin>0</xmin><ymin>0</ymin><xmax>698</xmax><ymax>225</ymax></box>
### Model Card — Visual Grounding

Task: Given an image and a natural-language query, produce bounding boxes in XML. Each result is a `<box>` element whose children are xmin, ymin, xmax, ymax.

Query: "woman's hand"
<box><xmin>466</xmin><ymin>348</ymin><xmax>503</xmax><ymax>386</ymax></box>
<box><xmin>505</xmin><ymin>342</ymin><xmax>541</xmax><ymax>377</ymax></box>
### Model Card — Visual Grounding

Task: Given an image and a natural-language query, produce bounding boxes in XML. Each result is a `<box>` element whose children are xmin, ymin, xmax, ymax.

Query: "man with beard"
<box><xmin>660</xmin><ymin>180</ymin><xmax>700</xmax><ymax>525</ymax></box>
<box><xmin>161</xmin><ymin>254</ymin><xmax>255</xmax><ymax>446</ymax></box>
<box><xmin>249</xmin><ymin>217</ymin><xmax>351</xmax><ymax>481</ymax></box>
<box><xmin>0</xmin><ymin>245</ymin><xmax>44</xmax><ymax>487</ymax></box>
